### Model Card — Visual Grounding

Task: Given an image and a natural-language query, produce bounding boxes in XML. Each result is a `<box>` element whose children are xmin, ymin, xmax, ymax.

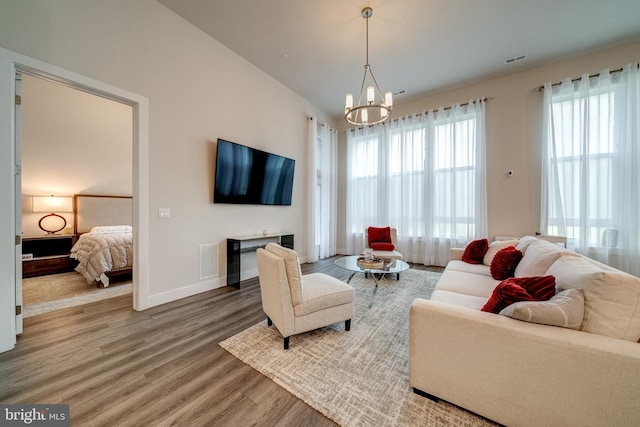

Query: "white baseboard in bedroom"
<box><xmin>147</xmin><ymin>277</ymin><xmax>226</xmax><ymax>308</ymax></box>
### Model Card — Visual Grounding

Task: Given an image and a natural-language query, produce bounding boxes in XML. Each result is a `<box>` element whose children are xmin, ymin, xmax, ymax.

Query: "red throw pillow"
<box><xmin>462</xmin><ymin>239</ymin><xmax>489</xmax><ymax>264</ymax></box>
<box><xmin>514</xmin><ymin>275</ymin><xmax>556</xmax><ymax>300</ymax></box>
<box><xmin>481</xmin><ymin>276</ymin><xmax>556</xmax><ymax>314</ymax></box>
<box><xmin>481</xmin><ymin>280</ymin><xmax>536</xmax><ymax>314</ymax></box>
<box><xmin>490</xmin><ymin>246</ymin><xmax>523</xmax><ymax>280</ymax></box>
<box><xmin>368</xmin><ymin>227</ymin><xmax>392</xmax><ymax>246</ymax></box>
<box><xmin>370</xmin><ymin>242</ymin><xmax>395</xmax><ymax>251</ymax></box>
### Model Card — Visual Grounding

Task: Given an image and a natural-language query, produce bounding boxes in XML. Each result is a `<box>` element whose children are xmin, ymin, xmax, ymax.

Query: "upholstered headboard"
<box><xmin>73</xmin><ymin>194</ymin><xmax>133</xmax><ymax>234</ymax></box>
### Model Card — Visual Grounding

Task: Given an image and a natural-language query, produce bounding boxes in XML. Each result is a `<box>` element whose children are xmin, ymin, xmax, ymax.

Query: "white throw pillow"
<box><xmin>483</xmin><ymin>239</ymin><xmax>519</xmax><ymax>266</ymax></box>
<box><xmin>500</xmin><ymin>288</ymin><xmax>584</xmax><ymax>330</ymax></box>
<box><xmin>547</xmin><ymin>255</ymin><xmax>640</xmax><ymax>342</ymax></box>
<box><xmin>515</xmin><ymin>235</ymin><xmax>538</xmax><ymax>254</ymax></box>
<box><xmin>514</xmin><ymin>239</ymin><xmax>574</xmax><ymax>278</ymax></box>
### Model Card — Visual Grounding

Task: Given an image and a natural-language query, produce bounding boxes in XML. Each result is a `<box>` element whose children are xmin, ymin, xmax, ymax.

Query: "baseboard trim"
<box><xmin>147</xmin><ymin>277</ymin><xmax>225</xmax><ymax>308</ymax></box>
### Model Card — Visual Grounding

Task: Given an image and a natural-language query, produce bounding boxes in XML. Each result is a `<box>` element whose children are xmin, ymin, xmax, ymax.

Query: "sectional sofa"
<box><xmin>409</xmin><ymin>236</ymin><xmax>640</xmax><ymax>427</ymax></box>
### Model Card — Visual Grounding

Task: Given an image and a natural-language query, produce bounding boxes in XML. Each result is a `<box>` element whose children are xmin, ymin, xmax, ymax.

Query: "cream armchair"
<box><xmin>256</xmin><ymin>243</ymin><xmax>355</xmax><ymax>349</ymax></box>
<box><xmin>364</xmin><ymin>226</ymin><xmax>404</xmax><ymax>279</ymax></box>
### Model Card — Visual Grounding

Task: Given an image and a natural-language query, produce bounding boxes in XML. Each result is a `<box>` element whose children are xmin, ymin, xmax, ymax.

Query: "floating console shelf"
<box><xmin>226</xmin><ymin>233</ymin><xmax>294</xmax><ymax>288</ymax></box>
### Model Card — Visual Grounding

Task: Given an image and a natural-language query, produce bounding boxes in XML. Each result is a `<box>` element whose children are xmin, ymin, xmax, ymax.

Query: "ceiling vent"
<box><xmin>504</xmin><ymin>54</ymin><xmax>528</xmax><ymax>65</ymax></box>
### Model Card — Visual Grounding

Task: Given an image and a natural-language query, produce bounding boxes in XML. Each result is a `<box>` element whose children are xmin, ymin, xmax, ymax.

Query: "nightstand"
<box><xmin>22</xmin><ymin>235</ymin><xmax>78</xmax><ymax>278</ymax></box>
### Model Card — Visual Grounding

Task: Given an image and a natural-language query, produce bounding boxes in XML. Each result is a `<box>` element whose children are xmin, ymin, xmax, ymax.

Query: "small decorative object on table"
<box><xmin>357</xmin><ymin>256</ymin><xmax>384</xmax><ymax>270</ymax></box>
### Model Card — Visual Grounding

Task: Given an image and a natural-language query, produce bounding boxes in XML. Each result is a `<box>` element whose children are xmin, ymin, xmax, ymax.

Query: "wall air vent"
<box><xmin>504</xmin><ymin>54</ymin><xmax>528</xmax><ymax>65</ymax></box>
<box><xmin>200</xmin><ymin>243</ymin><xmax>218</xmax><ymax>280</ymax></box>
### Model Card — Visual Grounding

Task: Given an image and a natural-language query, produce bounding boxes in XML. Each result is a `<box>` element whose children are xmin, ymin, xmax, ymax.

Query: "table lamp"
<box><xmin>32</xmin><ymin>195</ymin><xmax>73</xmax><ymax>234</ymax></box>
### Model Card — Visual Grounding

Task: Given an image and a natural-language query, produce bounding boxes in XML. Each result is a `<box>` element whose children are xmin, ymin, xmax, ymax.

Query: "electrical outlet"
<box><xmin>159</xmin><ymin>208</ymin><xmax>170</xmax><ymax>219</ymax></box>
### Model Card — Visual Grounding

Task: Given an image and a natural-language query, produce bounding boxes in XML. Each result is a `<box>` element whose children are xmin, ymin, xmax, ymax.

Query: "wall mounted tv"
<box><xmin>214</xmin><ymin>139</ymin><xmax>295</xmax><ymax>206</ymax></box>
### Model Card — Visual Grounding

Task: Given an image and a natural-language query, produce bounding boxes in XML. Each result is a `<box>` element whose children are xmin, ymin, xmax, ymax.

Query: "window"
<box><xmin>433</xmin><ymin>116</ymin><xmax>477</xmax><ymax>239</ymax></box>
<box><xmin>541</xmin><ymin>63</ymin><xmax>640</xmax><ymax>275</ymax></box>
<box><xmin>545</xmin><ymin>91</ymin><xmax>615</xmax><ymax>245</ymax></box>
<box><xmin>346</xmin><ymin>101</ymin><xmax>487</xmax><ymax>265</ymax></box>
<box><xmin>308</xmin><ymin>119</ymin><xmax>338</xmax><ymax>261</ymax></box>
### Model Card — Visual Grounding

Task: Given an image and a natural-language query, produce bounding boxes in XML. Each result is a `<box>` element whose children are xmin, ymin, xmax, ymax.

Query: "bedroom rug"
<box><xmin>219</xmin><ymin>268</ymin><xmax>495</xmax><ymax>427</ymax></box>
<box><xmin>23</xmin><ymin>272</ymin><xmax>132</xmax><ymax>318</ymax></box>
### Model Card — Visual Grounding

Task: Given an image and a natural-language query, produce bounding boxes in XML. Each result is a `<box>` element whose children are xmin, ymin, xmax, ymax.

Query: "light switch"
<box><xmin>159</xmin><ymin>208</ymin><xmax>170</xmax><ymax>219</ymax></box>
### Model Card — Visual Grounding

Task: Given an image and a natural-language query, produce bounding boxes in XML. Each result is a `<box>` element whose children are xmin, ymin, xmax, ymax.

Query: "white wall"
<box><xmin>21</xmin><ymin>74</ymin><xmax>133</xmax><ymax>237</ymax></box>
<box><xmin>335</xmin><ymin>41</ymin><xmax>640</xmax><ymax>252</ymax></box>
<box><xmin>0</xmin><ymin>0</ymin><xmax>332</xmax><ymax>306</ymax></box>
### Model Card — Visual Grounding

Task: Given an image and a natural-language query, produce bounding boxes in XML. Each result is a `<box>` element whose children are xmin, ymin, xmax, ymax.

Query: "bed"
<box><xmin>70</xmin><ymin>195</ymin><xmax>133</xmax><ymax>288</ymax></box>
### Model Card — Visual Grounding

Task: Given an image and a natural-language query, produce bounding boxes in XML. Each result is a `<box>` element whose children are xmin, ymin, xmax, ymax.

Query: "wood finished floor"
<box><xmin>1</xmin><ymin>257</ymin><xmax>442</xmax><ymax>426</ymax></box>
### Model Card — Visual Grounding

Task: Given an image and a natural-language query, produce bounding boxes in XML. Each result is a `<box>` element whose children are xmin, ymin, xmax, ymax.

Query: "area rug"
<box><xmin>219</xmin><ymin>269</ymin><xmax>495</xmax><ymax>427</ymax></box>
<box><xmin>23</xmin><ymin>272</ymin><xmax>132</xmax><ymax>318</ymax></box>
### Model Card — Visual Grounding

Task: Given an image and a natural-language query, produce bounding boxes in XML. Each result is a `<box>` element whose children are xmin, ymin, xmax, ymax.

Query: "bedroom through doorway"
<box><xmin>19</xmin><ymin>73</ymin><xmax>134</xmax><ymax>318</ymax></box>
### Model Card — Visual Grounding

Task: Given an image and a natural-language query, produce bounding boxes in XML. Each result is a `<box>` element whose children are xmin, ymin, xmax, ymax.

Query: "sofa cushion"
<box><xmin>490</xmin><ymin>246</ymin><xmax>523</xmax><ymax>280</ymax></box>
<box><xmin>514</xmin><ymin>239</ymin><xmax>572</xmax><ymax>277</ymax></box>
<box><xmin>265</xmin><ymin>243</ymin><xmax>304</xmax><ymax>305</ymax></box>
<box><xmin>446</xmin><ymin>260</ymin><xmax>493</xmax><ymax>277</ymax></box>
<box><xmin>435</xmin><ymin>268</ymin><xmax>499</xmax><ymax>298</ymax></box>
<box><xmin>548</xmin><ymin>255</ymin><xmax>640</xmax><ymax>342</ymax></box>
<box><xmin>500</xmin><ymin>288</ymin><xmax>584</xmax><ymax>330</ymax></box>
<box><xmin>462</xmin><ymin>238</ymin><xmax>489</xmax><ymax>264</ymax></box>
<box><xmin>430</xmin><ymin>289</ymin><xmax>490</xmax><ymax>311</ymax></box>
<box><xmin>371</xmin><ymin>242</ymin><xmax>395</xmax><ymax>251</ymax></box>
<box><xmin>368</xmin><ymin>226</ymin><xmax>391</xmax><ymax>245</ymax></box>
<box><xmin>483</xmin><ymin>239</ymin><xmax>519</xmax><ymax>266</ymax></box>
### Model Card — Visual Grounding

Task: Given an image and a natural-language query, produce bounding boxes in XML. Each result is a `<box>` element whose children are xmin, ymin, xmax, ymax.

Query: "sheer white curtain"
<box><xmin>307</xmin><ymin>117</ymin><xmax>338</xmax><ymax>262</ymax></box>
<box><xmin>346</xmin><ymin>100</ymin><xmax>487</xmax><ymax>266</ymax></box>
<box><xmin>541</xmin><ymin>63</ymin><xmax>640</xmax><ymax>275</ymax></box>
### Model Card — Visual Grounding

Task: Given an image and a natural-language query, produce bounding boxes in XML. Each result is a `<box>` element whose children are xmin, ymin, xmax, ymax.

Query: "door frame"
<box><xmin>14</xmin><ymin>72</ymin><xmax>22</xmax><ymax>334</ymax></box>
<box><xmin>0</xmin><ymin>46</ymin><xmax>150</xmax><ymax>353</ymax></box>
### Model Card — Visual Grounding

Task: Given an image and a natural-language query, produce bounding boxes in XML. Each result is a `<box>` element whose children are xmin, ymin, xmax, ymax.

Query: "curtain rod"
<box><xmin>436</xmin><ymin>97</ymin><xmax>493</xmax><ymax>112</ymax></box>
<box><xmin>350</xmin><ymin>97</ymin><xmax>493</xmax><ymax>131</ymax></box>
<box><xmin>536</xmin><ymin>63</ymin><xmax>639</xmax><ymax>92</ymax></box>
<box><xmin>388</xmin><ymin>97</ymin><xmax>493</xmax><ymax>125</ymax></box>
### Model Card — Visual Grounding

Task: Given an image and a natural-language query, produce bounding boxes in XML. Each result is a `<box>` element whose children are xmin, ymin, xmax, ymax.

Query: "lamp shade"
<box><xmin>32</xmin><ymin>196</ymin><xmax>73</xmax><ymax>213</ymax></box>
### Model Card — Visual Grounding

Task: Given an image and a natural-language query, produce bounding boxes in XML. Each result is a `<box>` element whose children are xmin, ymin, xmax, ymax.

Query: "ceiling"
<box><xmin>157</xmin><ymin>0</ymin><xmax>640</xmax><ymax>121</ymax></box>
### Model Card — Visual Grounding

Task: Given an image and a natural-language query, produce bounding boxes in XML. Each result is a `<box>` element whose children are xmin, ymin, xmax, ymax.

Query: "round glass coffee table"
<box><xmin>335</xmin><ymin>255</ymin><xmax>410</xmax><ymax>307</ymax></box>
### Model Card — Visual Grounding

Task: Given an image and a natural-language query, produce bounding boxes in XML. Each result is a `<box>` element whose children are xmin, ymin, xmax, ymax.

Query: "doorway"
<box><xmin>0</xmin><ymin>46</ymin><xmax>150</xmax><ymax>353</ymax></box>
<box><xmin>19</xmin><ymin>74</ymin><xmax>134</xmax><ymax>317</ymax></box>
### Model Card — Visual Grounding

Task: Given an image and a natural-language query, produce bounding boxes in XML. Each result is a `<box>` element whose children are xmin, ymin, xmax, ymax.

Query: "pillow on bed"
<box><xmin>90</xmin><ymin>225</ymin><xmax>133</xmax><ymax>233</ymax></box>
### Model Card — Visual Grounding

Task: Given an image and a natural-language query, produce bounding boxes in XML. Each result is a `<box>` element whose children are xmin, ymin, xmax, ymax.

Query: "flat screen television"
<box><xmin>214</xmin><ymin>139</ymin><xmax>295</xmax><ymax>205</ymax></box>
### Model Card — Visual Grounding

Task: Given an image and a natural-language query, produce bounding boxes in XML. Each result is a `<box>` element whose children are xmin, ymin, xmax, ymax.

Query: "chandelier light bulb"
<box><xmin>367</xmin><ymin>86</ymin><xmax>375</xmax><ymax>105</ymax></box>
<box><xmin>361</xmin><ymin>108</ymin><xmax>368</xmax><ymax>124</ymax></box>
<box><xmin>385</xmin><ymin>91</ymin><xmax>393</xmax><ymax>108</ymax></box>
<box><xmin>345</xmin><ymin>93</ymin><xmax>353</xmax><ymax>112</ymax></box>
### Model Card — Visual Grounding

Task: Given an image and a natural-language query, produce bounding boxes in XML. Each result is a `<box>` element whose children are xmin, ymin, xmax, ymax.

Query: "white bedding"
<box><xmin>71</xmin><ymin>228</ymin><xmax>133</xmax><ymax>286</ymax></box>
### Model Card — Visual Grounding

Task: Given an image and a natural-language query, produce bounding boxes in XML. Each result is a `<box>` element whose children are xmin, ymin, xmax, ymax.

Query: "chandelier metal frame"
<box><xmin>345</xmin><ymin>7</ymin><xmax>392</xmax><ymax>126</ymax></box>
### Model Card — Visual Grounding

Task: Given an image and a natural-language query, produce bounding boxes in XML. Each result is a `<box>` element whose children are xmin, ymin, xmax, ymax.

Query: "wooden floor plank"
<box><xmin>0</xmin><ymin>257</ymin><xmax>440</xmax><ymax>426</ymax></box>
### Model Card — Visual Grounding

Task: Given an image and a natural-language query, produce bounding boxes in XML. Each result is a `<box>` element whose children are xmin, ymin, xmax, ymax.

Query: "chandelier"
<box><xmin>345</xmin><ymin>7</ymin><xmax>393</xmax><ymax>126</ymax></box>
